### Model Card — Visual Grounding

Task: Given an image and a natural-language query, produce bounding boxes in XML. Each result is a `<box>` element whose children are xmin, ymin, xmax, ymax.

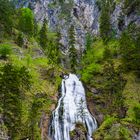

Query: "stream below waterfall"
<box><xmin>49</xmin><ymin>74</ymin><xmax>97</xmax><ymax>140</ymax></box>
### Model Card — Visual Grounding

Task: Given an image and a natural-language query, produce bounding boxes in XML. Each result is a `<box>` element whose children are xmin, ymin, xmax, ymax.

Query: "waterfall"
<box><xmin>49</xmin><ymin>74</ymin><xmax>97</xmax><ymax>140</ymax></box>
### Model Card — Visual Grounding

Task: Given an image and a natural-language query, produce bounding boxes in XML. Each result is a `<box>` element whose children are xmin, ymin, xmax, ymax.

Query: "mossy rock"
<box><xmin>94</xmin><ymin>117</ymin><xmax>132</xmax><ymax>140</ymax></box>
<box><xmin>70</xmin><ymin>123</ymin><xmax>87</xmax><ymax>140</ymax></box>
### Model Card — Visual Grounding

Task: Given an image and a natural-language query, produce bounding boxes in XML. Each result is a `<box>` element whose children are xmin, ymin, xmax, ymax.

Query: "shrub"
<box><xmin>133</xmin><ymin>104</ymin><xmax>140</xmax><ymax>125</ymax></box>
<box><xmin>0</xmin><ymin>44</ymin><xmax>12</xmax><ymax>59</ymax></box>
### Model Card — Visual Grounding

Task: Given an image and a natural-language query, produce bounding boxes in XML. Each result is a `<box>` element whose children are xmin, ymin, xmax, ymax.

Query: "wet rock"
<box><xmin>133</xmin><ymin>131</ymin><xmax>140</xmax><ymax>140</ymax></box>
<box><xmin>70</xmin><ymin>123</ymin><xmax>87</xmax><ymax>140</ymax></box>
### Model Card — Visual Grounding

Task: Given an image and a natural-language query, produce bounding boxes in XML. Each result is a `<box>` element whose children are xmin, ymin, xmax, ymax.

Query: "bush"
<box><xmin>0</xmin><ymin>44</ymin><xmax>12</xmax><ymax>59</ymax></box>
<box><xmin>133</xmin><ymin>104</ymin><xmax>140</xmax><ymax>125</ymax></box>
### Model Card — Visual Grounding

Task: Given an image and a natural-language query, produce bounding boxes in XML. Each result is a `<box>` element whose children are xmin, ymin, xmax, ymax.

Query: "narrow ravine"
<box><xmin>49</xmin><ymin>74</ymin><xmax>97</xmax><ymax>140</ymax></box>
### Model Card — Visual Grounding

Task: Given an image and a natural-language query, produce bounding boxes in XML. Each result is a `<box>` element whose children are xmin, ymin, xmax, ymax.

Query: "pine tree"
<box><xmin>119</xmin><ymin>24</ymin><xmax>140</xmax><ymax>76</ymax></box>
<box><xmin>68</xmin><ymin>25</ymin><xmax>77</xmax><ymax>72</ymax></box>
<box><xmin>33</xmin><ymin>19</ymin><xmax>39</xmax><ymax>37</ymax></box>
<box><xmin>17</xmin><ymin>32</ymin><xmax>24</xmax><ymax>47</ymax></box>
<box><xmin>39</xmin><ymin>19</ymin><xmax>48</xmax><ymax>50</ymax></box>
<box><xmin>0</xmin><ymin>64</ymin><xmax>31</xmax><ymax>139</ymax></box>
<box><xmin>85</xmin><ymin>33</ymin><xmax>93</xmax><ymax>51</ymax></box>
<box><xmin>100</xmin><ymin>0</ymin><xmax>111</xmax><ymax>42</ymax></box>
<box><xmin>55</xmin><ymin>31</ymin><xmax>62</xmax><ymax>63</ymax></box>
<box><xmin>0</xmin><ymin>0</ymin><xmax>14</xmax><ymax>34</ymax></box>
<box><xmin>102</xmin><ymin>61</ymin><xmax>126</xmax><ymax>116</ymax></box>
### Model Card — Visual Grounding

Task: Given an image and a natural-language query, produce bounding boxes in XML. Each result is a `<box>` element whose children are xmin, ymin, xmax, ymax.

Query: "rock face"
<box><xmin>70</xmin><ymin>123</ymin><xmax>87</xmax><ymax>140</ymax></box>
<box><xmin>16</xmin><ymin>0</ymin><xmax>99</xmax><ymax>51</ymax></box>
<box><xmin>16</xmin><ymin>0</ymin><xmax>140</xmax><ymax>50</ymax></box>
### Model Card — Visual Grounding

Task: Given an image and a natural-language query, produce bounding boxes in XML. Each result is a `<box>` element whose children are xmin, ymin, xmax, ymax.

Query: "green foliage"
<box><xmin>16</xmin><ymin>32</ymin><xmax>24</xmax><ymax>47</ymax></box>
<box><xmin>94</xmin><ymin>116</ymin><xmax>132</xmax><ymax>140</ymax></box>
<box><xmin>101</xmin><ymin>61</ymin><xmax>126</xmax><ymax>116</ymax></box>
<box><xmin>124</xmin><ymin>0</ymin><xmax>140</xmax><ymax>15</ymax></box>
<box><xmin>40</xmin><ymin>30</ymin><xmax>62</xmax><ymax>64</ymax></box>
<box><xmin>39</xmin><ymin>19</ymin><xmax>48</xmax><ymax>50</ymax></box>
<box><xmin>45</xmin><ymin>39</ymin><xmax>61</xmax><ymax>64</ymax></box>
<box><xmin>69</xmin><ymin>46</ymin><xmax>77</xmax><ymax>72</ymax></box>
<box><xmin>127</xmin><ymin>103</ymin><xmax>140</xmax><ymax>126</ymax></box>
<box><xmin>33</xmin><ymin>20</ymin><xmax>39</xmax><ymax>37</ymax></box>
<box><xmin>0</xmin><ymin>63</ymin><xmax>31</xmax><ymax>139</ymax></box>
<box><xmin>68</xmin><ymin>25</ymin><xmax>76</xmax><ymax>48</ymax></box>
<box><xmin>0</xmin><ymin>48</ymin><xmax>61</xmax><ymax>139</ymax></box>
<box><xmin>119</xmin><ymin>24</ymin><xmax>140</xmax><ymax>75</ymax></box>
<box><xmin>85</xmin><ymin>33</ymin><xmax>93</xmax><ymax>50</ymax></box>
<box><xmin>133</xmin><ymin>104</ymin><xmax>140</xmax><ymax>125</ymax></box>
<box><xmin>0</xmin><ymin>0</ymin><xmax>14</xmax><ymax>35</ymax></box>
<box><xmin>103</xmin><ymin>40</ymin><xmax>119</xmax><ymax>60</ymax></box>
<box><xmin>29</xmin><ymin>93</ymin><xmax>51</xmax><ymax>140</ymax></box>
<box><xmin>68</xmin><ymin>25</ymin><xmax>77</xmax><ymax>72</ymax></box>
<box><xmin>18</xmin><ymin>8</ymin><xmax>34</xmax><ymax>36</ymax></box>
<box><xmin>80</xmin><ymin>40</ymin><xmax>104</xmax><ymax>83</ymax></box>
<box><xmin>100</xmin><ymin>116</ymin><xmax>117</xmax><ymax>129</ymax></box>
<box><xmin>0</xmin><ymin>44</ymin><xmax>12</xmax><ymax>59</ymax></box>
<box><xmin>99</xmin><ymin>0</ymin><xmax>111</xmax><ymax>42</ymax></box>
<box><xmin>59</xmin><ymin>0</ymin><xmax>65</xmax><ymax>4</ymax></box>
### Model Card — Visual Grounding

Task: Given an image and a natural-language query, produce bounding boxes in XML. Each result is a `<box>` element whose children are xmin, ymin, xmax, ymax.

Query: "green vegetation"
<box><xmin>0</xmin><ymin>0</ymin><xmax>14</xmax><ymax>36</ymax></box>
<box><xmin>99</xmin><ymin>0</ymin><xmax>111</xmax><ymax>42</ymax></box>
<box><xmin>18</xmin><ymin>8</ymin><xmax>34</xmax><ymax>36</ymax></box>
<box><xmin>124</xmin><ymin>0</ymin><xmax>140</xmax><ymax>15</ymax></box>
<box><xmin>0</xmin><ymin>44</ymin><xmax>12</xmax><ymax>59</ymax></box>
<box><xmin>0</xmin><ymin>64</ymin><xmax>31</xmax><ymax>139</ymax></box>
<box><xmin>94</xmin><ymin>116</ymin><xmax>132</xmax><ymax>140</ymax></box>
<box><xmin>39</xmin><ymin>19</ymin><xmax>48</xmax><ymax>50</ymax></box>
<box><xmin>68</xmin><ymin>25</ymin><xmax>77</xmax><ymax>72</ymax></box>
<box><xmin>0</xmin><ymin>0</ymin><xmax>140</xmax><ymax>139</ymax></box>
<box><xmin>79</xmin><ymin>25</ymin><xmax>140</xmax><ymax>139</ymax></box>
<box><xmin>119</xmin><ymin>24</ymin><xmax>140</xmax><ymax>76</ymax></box>
<box><xmin>0</xmin><ymin>1</ymin><xmax>63</xmax><ymax>139</ymax></box>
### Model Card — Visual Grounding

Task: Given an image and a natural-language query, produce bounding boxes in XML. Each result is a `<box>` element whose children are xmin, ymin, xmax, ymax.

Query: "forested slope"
<box><xmin>0</xmin><ymin>0</ymin><xmax>140</xmax><ymax>140</ymax></box>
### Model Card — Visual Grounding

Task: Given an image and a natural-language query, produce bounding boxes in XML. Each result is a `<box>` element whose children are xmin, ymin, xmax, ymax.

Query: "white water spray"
<box><xmin>49</xmin><ymin>74</ymin><xmax>97</xmax><ymax>140</ymax></box>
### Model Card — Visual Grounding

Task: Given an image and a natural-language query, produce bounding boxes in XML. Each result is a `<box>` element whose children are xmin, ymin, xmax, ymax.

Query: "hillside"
<box><xmin>0</xmin><ymin>0</ymin><xmax>140</xmax><ymax>140</ymax></box>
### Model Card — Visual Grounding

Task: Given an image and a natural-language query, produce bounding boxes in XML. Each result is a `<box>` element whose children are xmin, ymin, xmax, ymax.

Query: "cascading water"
<box><xmin>49</xmin><ymin>74</ymin><xmax>97</xmax><ymax>140</ymax></box>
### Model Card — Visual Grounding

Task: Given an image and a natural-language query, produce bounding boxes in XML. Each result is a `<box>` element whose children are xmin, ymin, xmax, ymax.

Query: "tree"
<box><xmin>124</xmin><ymin>0</ymin><xmax>140</xmax><ymax>15</ymax></box>
<box><xmin>16</xmin><ymin>32</ymin><xmax>24</xmax><ymax>47</ymax></box>
<box><xmin>68</xmin><ymin>25</ymin><xmax>77</xmax><ymax>72</ymax></box>
<box><xmin>102</xmin><ymin>61</ymin><xmax>126</xmax><ymax>116</ymax></box>
<box><xmin>18</xmin><ymin>8</ymin><xmax>34</xmax><ymax>36</ymax></box>
<box><xmin>0</xmin><ymin>0</ymin><xmax>14</xmax><ymax>34</ymax></box>
<box><xmin>45</xmin><ymin>40</ymin><xmax>61</xmax><ymax>64</ymax></box>
<box><xmin>119</xmin><ymin>24</ymin><xmax>140</xmax><ymax>76</ymax></box>
<box><xmin>33</xmin><ymin>19</ymin><xmax>39</xmax><ymax>37</ymax></box>
<box><xmin>85</xmin><ymin>33</ymin><xmax>93</xmax><ymax>51</ymax></box>
<box><xmin>29</xmin><ymin>93</ymin><xmax>48</xmax><ymax>140</ymax></box>
<box><xmin>0</xmin><ymin>64</ymin><xmax>31</xmax><ymax>139</ymax></box>
<box><xmin>39</xmin><ymin>19</ymin><xmax>48</xmax><ymax>50</ymax></box>
<box><xmin>100</xmin><ymin>0</ymin><xmax>111</xmax><ymax>42</ymax></box>
<box><xmin>53</xmin><ymin>31</ymin><xmax>62</xmax><ymax>64</ymax></box>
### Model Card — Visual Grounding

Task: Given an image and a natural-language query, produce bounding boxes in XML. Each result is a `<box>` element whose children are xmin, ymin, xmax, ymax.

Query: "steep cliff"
<box><xmin>16</xmin><ymin>0</ymin><xmax>140</xmax><ymax>50</ymax></box>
